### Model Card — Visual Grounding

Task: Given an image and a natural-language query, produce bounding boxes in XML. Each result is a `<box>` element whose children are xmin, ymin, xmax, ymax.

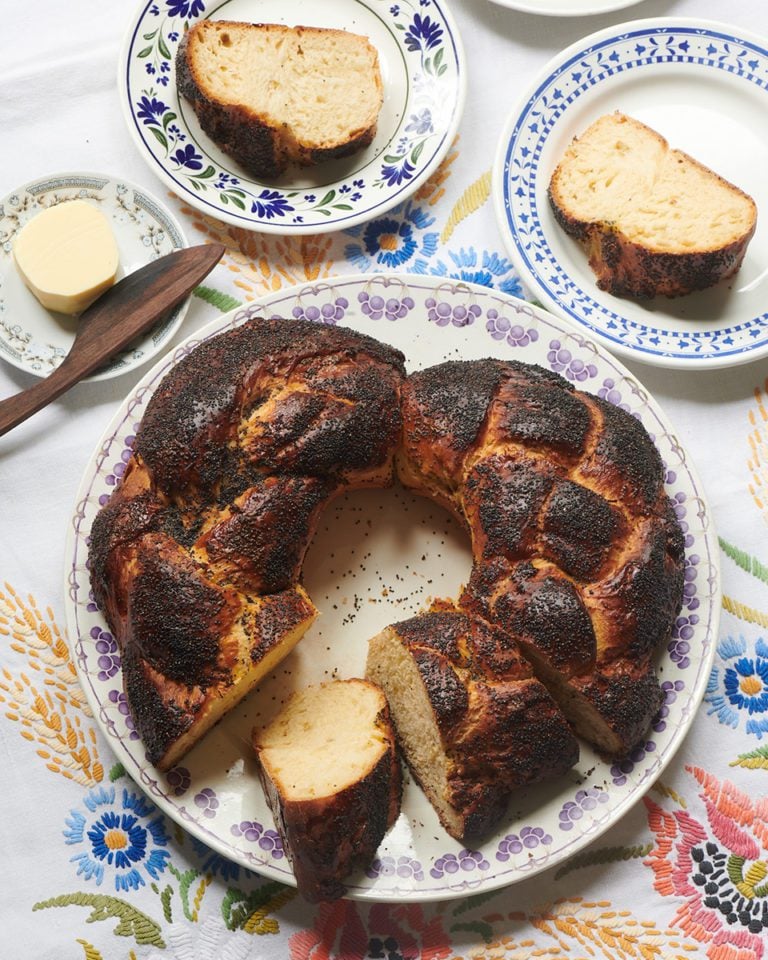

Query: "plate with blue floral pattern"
<box><xmin>119</xmin><ymin>0</ymin><xmax>466</xmax><ymax>234</ymax></box>
<box><xmin>65</xmin><ymin>275</ymin><xmax>718</xmax><ymax>901</ymax></box>
<box><xmin>493</xmin><ymin>18</ymin><xmax>768</xmax><ymax>370</ymax></box>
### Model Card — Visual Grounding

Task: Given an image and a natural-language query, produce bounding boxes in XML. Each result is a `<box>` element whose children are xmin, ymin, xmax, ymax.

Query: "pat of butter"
<box><xmin>13</xmin><ymin>199</ymin><xmax>119</xmax><ymax>315</ymax></box>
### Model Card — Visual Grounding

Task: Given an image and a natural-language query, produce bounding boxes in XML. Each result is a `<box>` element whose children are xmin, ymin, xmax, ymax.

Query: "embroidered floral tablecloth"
<box><xmin>3</xmin><ymin>1</ymin><xmax>768</xmax><ymax>957</ymax></box>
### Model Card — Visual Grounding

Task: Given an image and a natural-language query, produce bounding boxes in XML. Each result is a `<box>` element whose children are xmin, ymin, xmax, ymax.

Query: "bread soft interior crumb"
<box><xmin>193</xmin><ymin>24</ymin><xmax>381</xmax><ymax>146</ymax></box>
<box><xmin>553</xmin><ymin>114</ymin><xmax>755</xmax><ymax>252</ymax></box>
<box><xmin>367</xmin><ymin>627</ymin><xmax>464</xmax><ymax>838</ymax></box>
<box><xmin>256</xmin><ymin>680</ymin><xmax>388</xmax><ymax>800</ymax></box>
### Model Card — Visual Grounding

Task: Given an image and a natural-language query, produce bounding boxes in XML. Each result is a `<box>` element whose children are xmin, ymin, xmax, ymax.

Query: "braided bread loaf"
<box><xmin>89</xmin><ymin>318</ymin><xmax>406</xmax><ymax>771</ymax></box>
<box><xmin>89</xmin><ymin>317</ymin><xmax>684</xmax><ymax>822</ymax></box>
<box><xmin>366</xmin><ymin>609</ymin><xmax>578</xmax><ymax>842</ymax></box>
<box><xmin>397</xmin><ymin>359</ymin><xmax>685</xmax><ymax>756</ymax></box>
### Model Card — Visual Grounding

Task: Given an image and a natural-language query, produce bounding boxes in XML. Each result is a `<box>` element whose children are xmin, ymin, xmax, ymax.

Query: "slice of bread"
<box><xmin>253</xmin><ymin>679</ymin><xmax>401</xmax><ymax>902</ymax></box>
<box><xmin>176</xmin><ymin>20</ymin><xmax>383</xmax><ymax>180</ymax></box>
<box><xmin>548</xmin><ymin>112</ymin><xmax>757</xmax><ymax>299</ymax></box>
<box><xmin>366</xmin><ymin>610</ymin><xmax>579</xmax><ymax>843</ymax></box>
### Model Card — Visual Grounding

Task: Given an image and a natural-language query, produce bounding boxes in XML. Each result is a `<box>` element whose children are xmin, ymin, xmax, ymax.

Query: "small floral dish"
<box><xmin>0</xmin><ymin>172</ymin><xmax>188</xmax><ymax>381</ymax></box>
<box><xmin>119</xmin><ymin>0</ymin><xmax>466</xmax><ymax>234</ymax></box>
<box><xmin>65</xmin><ymin>275</ymin><xmax>718</xmax><ymax>901</ymax></box>
<box><xmin>493</xmin><ymin>18</ymin><xmax>768</xmax><ymax>370</ymax></box>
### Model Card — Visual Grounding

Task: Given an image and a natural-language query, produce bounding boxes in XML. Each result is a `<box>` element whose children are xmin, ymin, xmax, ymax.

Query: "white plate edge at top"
<box><xmin>63</xmin><ymin>274</ymin><xmax>720</xmax><ymax>901</ymax></box>
<box><xmin>492</xmin><ymin>16</ymin><xmax>768</xmax><ymax>371</ymax></box>
<box><xmin>483</xmin><ymin>0</ymin><xmax>645</xmax><ymax>17</ymax></box>
<box><xmin>118</xmin><ymin>0</ymin><xmax>467</xmax><ymax>235</ymax></box>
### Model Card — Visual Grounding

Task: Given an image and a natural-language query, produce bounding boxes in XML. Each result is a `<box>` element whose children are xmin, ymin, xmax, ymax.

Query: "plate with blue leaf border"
<box><xmin>493</xmin><ymin>18</ymin><xmax>768</xmax><ymax>370</ymax></box>
<box><xmin>65</xmin><ymin>274</ymin><xmax>718</xmax><ymax>901</ymax></box>
<box><xmin>119</xmin><ymin>0</ymin><xmax>466</xmax><ymax>234</ymax></box>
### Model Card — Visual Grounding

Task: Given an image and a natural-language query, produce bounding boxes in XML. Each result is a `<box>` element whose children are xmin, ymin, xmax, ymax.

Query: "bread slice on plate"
<box><xmin>253</xmin><ymin>679</ymin><xmax>401</xmax><ymax>902</ymax></box>
<box><xmin>548</xmin><ymin>111</ymin><xmax>757</xmax><ymax>299</ymax></box>
<box><xmin>366</xmin><ymin>609</ymin><xmax>579</xmax><ymax>843</ymax></box>
<box><xmin>176</xmin><ymin>20</ymin><xmax>383</xmax><ymax>180</ymax></box>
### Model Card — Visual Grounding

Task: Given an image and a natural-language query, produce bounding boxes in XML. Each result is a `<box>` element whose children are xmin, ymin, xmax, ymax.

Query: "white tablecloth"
<box><xmin>3</xmin><ymin>1</ymin><xmax>768</xmax><ymax>957</ymax></box>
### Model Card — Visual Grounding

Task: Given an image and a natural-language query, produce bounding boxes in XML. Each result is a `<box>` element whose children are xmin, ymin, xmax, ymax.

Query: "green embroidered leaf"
<box><xmin>553</xmin><ymin>842</ymin><xmax>654</xmax><ymax>881</ymax></box>
<box><xmin>33</xmin><ymin>894</ymin><xmax>165</xmax><ymax>948</ymax></box>
<box><xmin>222</xmin><ymin>882</ymin><xmax>290</xmax><ymax>932</ymax></box>
<box><xmin>167</xmin><ymin>863</ymin><xmax>205</xmax><ymax>921</ymax></box>
<box><xmin>719</xmin><ymin>536</ymin><xmax>768</xmax><ymax>585</ymax></box>
<box><xmin>726</xmin><ymin>855</ymin><xmax>745</xmax><ymax>886</ymax></box>
<box><xmin>108</xmin><ymin>762</ymin><xmax>126</xmax><ymax>781</ymax></box>
<box><xmin>450</xmin><ymin>920</ymin><xmax>494</xmax><ymax>943</ymax></box>
<box><xmin>730</xmin><ymin>744</ymin><xmax>768</xmax><ymax>769</ymax></box>
<box><xmin>160</xmin><ymin>884</ymin><xmax>173</xmax><ymax>923</ymax></box>
<box><xmin>192</xmin><ymin>285</ymin><xmax>242</xmax><ymax>313</ymax></box>
<box><xmin>148</xmin><ymin>126</ymin><xmax>168</xmax><ymax>151</ymax></box>
<box><xmin>452</xmin><ymin>887</ymin><xmax>506</xmax><ymax>916</ymax></box>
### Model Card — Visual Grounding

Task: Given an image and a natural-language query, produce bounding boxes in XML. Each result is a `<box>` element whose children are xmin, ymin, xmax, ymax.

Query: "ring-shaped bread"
<box><xmin>89</xmin><ymin>317</ymin><xmax>684</xmax><ymax>812</ymax></box>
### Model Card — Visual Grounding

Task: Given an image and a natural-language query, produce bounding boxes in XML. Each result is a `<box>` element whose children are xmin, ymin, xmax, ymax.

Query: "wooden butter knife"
<box><xmin>0</xmin><ymin>242</ymin><xmax>225</xmax><ymax>437</ymax></box>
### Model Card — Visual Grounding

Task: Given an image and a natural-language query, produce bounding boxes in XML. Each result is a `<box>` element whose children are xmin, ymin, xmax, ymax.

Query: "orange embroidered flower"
<box><xmin>644</xmin><ymin>766</ymin><xmax>768</xmax><ymax>959</ymax></box>
<box><xmin>289</xmin><ymin>901</ymin><xmax>451</xmax><ymax>960</ymax></box>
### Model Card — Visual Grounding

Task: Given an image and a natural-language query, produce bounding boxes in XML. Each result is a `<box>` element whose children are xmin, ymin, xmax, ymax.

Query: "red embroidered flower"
<box><xmin>289</xmin><ymin>900</ymin><xmax>451</xmax><ymax>960</ymax></box>
<box><xmin>645</xmin><ymin>765</ymin><xmax>768</xmax><ymax>959</ymax></box>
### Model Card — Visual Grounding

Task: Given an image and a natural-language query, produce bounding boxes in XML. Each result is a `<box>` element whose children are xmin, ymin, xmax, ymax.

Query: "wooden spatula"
<box><xmin>0</xmin><ymin>243</ymin><xmax>225</xmax><ymax>437</ymax></box>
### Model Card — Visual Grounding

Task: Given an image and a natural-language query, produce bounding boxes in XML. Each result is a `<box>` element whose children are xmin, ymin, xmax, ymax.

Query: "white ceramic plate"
<box><xmin>493</xmin><ymin>18</ymin><xmax>768</xmax><ymax>369</ymax></box>
<box><xmin>65</xmin><ymin>275</ymin><xmax>718</xmax><ymax>901</ymax></box>
<box><xmin>0</xmin><ymin>172</ymin><xmax>189</xmax><ymax>381</ymax></box>
<box><xmin>485</xmin><ymin>0</ymin><xmax>645</xmax><ymax>15</ymax></box>
<box><xmin>119</xmin><ymin>0</ymin><xmax>466</xmax><ymax>234</ymax></box>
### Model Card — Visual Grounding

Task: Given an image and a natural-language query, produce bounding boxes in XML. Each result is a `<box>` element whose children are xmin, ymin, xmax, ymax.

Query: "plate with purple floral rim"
<box><xmin>118</xmin><ymin>0</ymin><xmax>466</xmax><ymax>235</ymax></box>
<box><xmin>0</xmin><ymin>171</ymin><xmax>189</xmax><ymax>381</ymax></box>
<box><xmin>483</xmin><ymin>0</ymin><xmax>645</xmax><ymax>16</ymax></box>
<box><xmin>492</xmin><ymin>17</ymin><xmax>768</xmax><ymax>370</ymax></box>
<box><xmin>64</xmin><ymin>274</ymin><xmax>719</xmax><ymax>901</ymax></box>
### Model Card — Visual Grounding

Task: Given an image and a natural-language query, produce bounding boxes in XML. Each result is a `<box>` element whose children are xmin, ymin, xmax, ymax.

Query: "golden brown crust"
<box><xmin>89</xmin><ymin>318</ymin><xmax>406</xmax><ymax>771</ymax></box>
<box><xmin>176</xmin><ymin>21</ymin><xmax>381</xmax><ymax>180</ymax></box>
<box><xmin>378</xmin><ymin>611</ymin><xmax>579</xmax><ymax>842</ymax></box>
<box><xmin>255</xmin><ymin>685</ymin><xmax>401</xmax><ymax>903</ymax></box>
<box><xmin>548</xmin><ymin>114</ymin><xmax>757</xmax><ymax>300</ymax></box>
<box><xmin>399</xmin><ymin>358</ymin><xmax>685</xmax><ymax>756</ymax></box>
<box><xmin>90</xmin><ymin>323</ymin><xmax>683</xmax><ymax>783</ymax></box>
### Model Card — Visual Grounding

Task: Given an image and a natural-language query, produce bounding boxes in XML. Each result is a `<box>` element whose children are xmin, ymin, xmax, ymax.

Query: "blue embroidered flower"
<box><xmin>171</xmin><ymin>144</ymin><xmax>204</xmax><ymax>170</ymax></box>
<box><xmin>166</xmin><ymin>0</ymin><xmax>205</xmax><ymax>18</ymax></box>
<box><xmin>705</xmin><ymin>635</ymin><xmax>768</xmax><ymax>738</ymax></box>
<box><xmin>136</xmin><ymin>95</ymin><xmax>167</xmax><ymax>125</ymax></box>
<box><xmin>189</xmin><ymin>837</ymin><xmax>248</xmax><ymax>882</ymax></box>
<box><xmin>404</xmin><ymin>14</ymin><xmax>443</xmax><ymax>52</ymax></box>
<box><xmin>64</xmin><ymin>786</ymin><xmax>170</xmax><ymax>891</ymax></box>
<box><xmin>345</xmin><ymin>201</ymin><xmax>437</xmax><ymax>271</ymax></box>
<box><xmin>414</xmin><ymin>248</ymin><xmax>524</xmax><ymax>298</ymax></box>
<box><xmin>250</xmin><ymin>190</ymin><xmax>294</xmax><ymax>219</ymax></box>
